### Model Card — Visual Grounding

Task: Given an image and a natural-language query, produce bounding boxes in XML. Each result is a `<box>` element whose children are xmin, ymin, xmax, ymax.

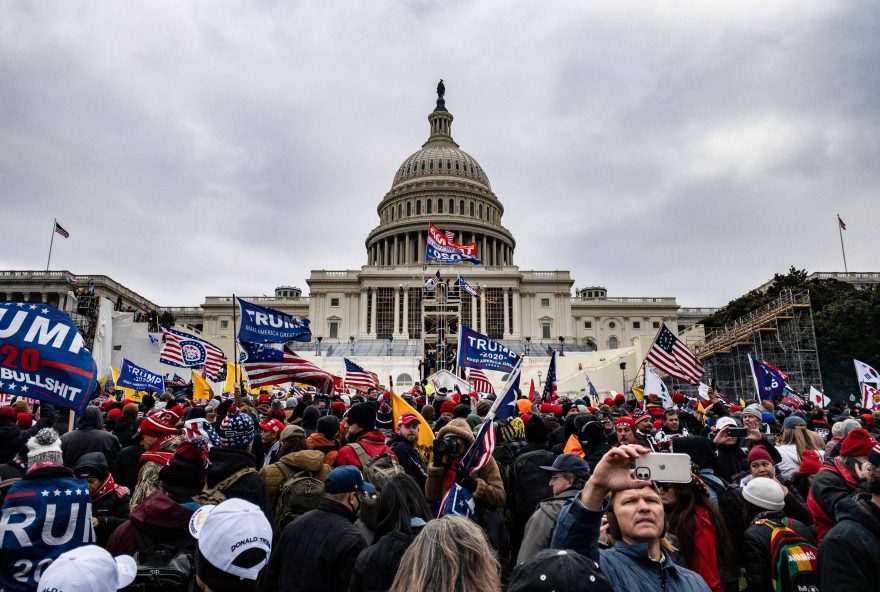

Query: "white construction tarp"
<box><xmin>427</xmin><ymin>369</ymin><xmax>471</xmax><ymax>394</ymax></box>
<box><xmin>91</xmin><ymin>297</ymin><xmax>115</xmax><ymax>381</ymax></box>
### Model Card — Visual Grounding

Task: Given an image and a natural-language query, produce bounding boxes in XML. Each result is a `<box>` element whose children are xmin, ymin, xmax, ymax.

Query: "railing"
<box><xmin>205</xmin><ymin>296</ymin><xmax>309</xmax><ymax>304</ymax></box>
<box><xmin>0</xmin><ymin>270</ymin><xmax>157</xmax><ymax>308</ymax></box>
<box><xmin>810</xmin><ymin>272</ymin><xmax>880</xmax><ymax>282</ymax></box>
<box><xmin>574</xmin><ymin>296</ymin><xmax>677</xmax><ymax>304</ymax></box>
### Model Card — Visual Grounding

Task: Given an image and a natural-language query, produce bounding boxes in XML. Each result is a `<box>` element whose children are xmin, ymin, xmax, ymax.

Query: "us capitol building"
<box><xmin>1</xmin><ymin>84</ymin><xmax>719</xmax><ymax>391</ymax></box>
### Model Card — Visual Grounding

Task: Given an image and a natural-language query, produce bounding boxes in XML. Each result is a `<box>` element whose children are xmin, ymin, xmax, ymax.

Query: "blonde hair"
<box><xmin>778</xmin><ymin>425</ymin><xmax>825</xmax><ymax>460</ymax></box>
<box><xmin>389</xmin><ymin>516</ymin><xmax>500</xmax><ymax>592</ymax></box>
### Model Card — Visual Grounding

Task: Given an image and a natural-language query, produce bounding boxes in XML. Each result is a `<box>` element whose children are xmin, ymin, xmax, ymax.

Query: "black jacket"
<box><xmin>741</xmin><ymin>511</ymin><xmax>815</xmax><ymax>592</ymax></box>
<box><xmin>74</xmin><ymin>451</ymin><xmax>131</xmax><ymax>547</ymax></box>
<box><xmin>60</xmin><ymin>407</ymin><xmax>121</xmax><ymax>467</ymax></box>
<box><xmin>349</xmin><ymin>530</ymin><xmax>419</xmax><ymax>592</ymax></box>
<box><xmin>388</xmin><ymin>434</ymin><xmax>427</xmax><ymax>489</ymax></box>
<box><xmin>206</xmin><ymin>446</ymin><xmax>272</xmax><ymax>519</ymax></box>
<box><xmin>112</xmin><ymin>443</ymin><xmax>145</xmax><ymax>492</ymax></box>
<box><xmin>820</xmin><ymin>493</ymin><xmax>880</xmax><ymax>592</ymax></box>
<box><xmin>263</xmin><ymin>499</ymin><xmax>367</xmax><ymax>592</ymax></box>
<box><xmin>111</xmin><ymin>417</ymin><xmax>137</xmax><ymax>448</ymax></box>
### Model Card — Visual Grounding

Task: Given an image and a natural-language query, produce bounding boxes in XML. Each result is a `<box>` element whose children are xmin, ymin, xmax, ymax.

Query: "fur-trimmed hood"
<box><xmin>436</xmin><ymin>418</ymin><xmax>475</xmax><ymax>445</ymax></box>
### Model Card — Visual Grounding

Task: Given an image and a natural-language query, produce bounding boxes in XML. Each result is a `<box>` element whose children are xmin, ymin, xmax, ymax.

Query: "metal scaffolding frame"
<box><xmin>422</xmin><ymin>283</ymin><xmax>462</xmax><ymax>373</ymax></box>
<box><xmin>687</xmin><ymin>290</ymin><xmax>823</xmax><ymax>402</ymax></box>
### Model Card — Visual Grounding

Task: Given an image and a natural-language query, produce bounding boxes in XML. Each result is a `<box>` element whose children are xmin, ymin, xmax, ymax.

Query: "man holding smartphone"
<box><xmin>552</xmin><ymin>445</ymin><xmax>711</xmax><ymax>591</ymax></box>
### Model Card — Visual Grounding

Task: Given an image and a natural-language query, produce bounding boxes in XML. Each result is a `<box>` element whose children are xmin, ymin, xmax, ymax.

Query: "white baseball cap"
<box><xmin>188</xmin><ymin>498</ymin><xmax>272</xmax><ymax>580</ymax></box>
<box><xmin>716</xmin><ymin>416</ymin><xmax>739</xmax><ymax>431</ymax></box>
<box><xmin>38</xmin><ymin>545</ymin><xmax>136</xmax><ymax>592</ymax></box>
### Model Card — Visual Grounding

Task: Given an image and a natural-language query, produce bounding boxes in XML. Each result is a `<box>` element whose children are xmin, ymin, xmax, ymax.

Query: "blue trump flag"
<box><xmin>749</xmin><ymin>354</ymin><xmax>790</xmax><ymax>401</ymax></box>
<box><xmin>116</xmin><ymin>358</ymin><xmax>165</xmax><ymax>394</ymax></box>
<box><xmin>237</xmin><ymin>298</ymin><xmax>312</xmax><ymax>343</ymax></box>
<box><xmin>457</xmin><ymin>326</ymin><xmax>520</xmax><ymax>373</ymax></box>
<box><xmin>0</xmin><ymin>302</ymin><xmax>97</xmax><ymax>414</ymax></box>
<box><xmin>0</xmin><ymin>476</ymin><xmax>95</xmax><ymax>590</ymax></box>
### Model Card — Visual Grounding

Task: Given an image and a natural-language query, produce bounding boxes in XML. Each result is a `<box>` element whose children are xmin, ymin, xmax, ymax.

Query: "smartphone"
<box><xmin>633</xmin><ymin>453</ymin><xmax>692</xmax><ymax>483</ymax></box>
<box><xmin>726</xmin><ymin>427</ymin><xmax>748</xmax><ymax>438</ymax></box>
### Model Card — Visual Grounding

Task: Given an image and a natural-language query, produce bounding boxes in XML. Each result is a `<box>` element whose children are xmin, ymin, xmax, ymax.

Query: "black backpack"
<box><xmin>510</xmin><ymin>449</ymin><xmax>554</xmax><ymax>524</ymax></box>
<box><xmin>702</xmin><ymin>474</ymin><xmax>748</xmax><ymax>544</ymax></box>
<box><xmin>120</xmin><ymin>530</ymin><xmax>196</xmax><ymax>592</ymax></box>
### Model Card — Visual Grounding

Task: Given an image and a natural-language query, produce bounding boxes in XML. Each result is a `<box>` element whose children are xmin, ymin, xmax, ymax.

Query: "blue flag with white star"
<box><xmin>0</xmin><ymin>477</ymin><xmax>95</xmax><ymax>590</ymax></box>
<box><xmin>0</xmin><ymin>301</ymin><xmax>97</xmax><ymax>414</ymax></box>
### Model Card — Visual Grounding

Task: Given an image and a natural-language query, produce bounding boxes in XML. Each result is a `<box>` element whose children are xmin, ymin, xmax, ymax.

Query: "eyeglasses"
<box><xmin>656</xmin><ymin>483</ymin><xmax>672</xmax><ymax>491</ymax></box>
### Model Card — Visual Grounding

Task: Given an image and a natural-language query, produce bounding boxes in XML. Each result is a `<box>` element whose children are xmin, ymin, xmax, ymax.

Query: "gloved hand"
<box><xmin>455</xmin><ymin>470</ymin><xmax>478</xmax><ymax>493</ymax></box>
<box><xmin>432</xmin><ymin>441</ymin><xmax>447</xmax><ymax>467</ymax></box>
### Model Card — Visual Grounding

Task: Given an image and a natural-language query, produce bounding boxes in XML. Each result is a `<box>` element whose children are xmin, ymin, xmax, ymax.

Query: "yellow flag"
<box><xmin>739</xmin><ymin>398</ymin><xmax>746</xmax><ymax>408</ymax></box>
<box><xmin>224</xmin><ymin>362</ymin><xmax>249</xmax><ymax>393</ymax></box>
<box><xmin>631</xmin><ymin>386</ymin><xmax>644</xmax><ymax>402</ymax></box>
<box><xmin>193</xmin><ymin>370</ymin><xmax>213</xmax><ymax>400</ymax></box>
<box><xmin>389</xmin><ymin>391</ymin><xmax>435</xmax><ymax>450</ymax></box>
<box><xmin>696</xmin><ymin>401</ymin><xmax>706</xmax><ymax>423</ymax></box>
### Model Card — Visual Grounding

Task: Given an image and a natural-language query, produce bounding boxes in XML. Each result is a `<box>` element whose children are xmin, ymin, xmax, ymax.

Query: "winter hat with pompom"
<box><xmin>27</xmin><ymin>428</ymin><xmax>63</xmax><ymax>469</ymax></box>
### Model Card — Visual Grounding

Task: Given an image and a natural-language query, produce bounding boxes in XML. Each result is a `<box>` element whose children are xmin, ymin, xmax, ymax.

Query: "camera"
<box><xmin>433</xmin><ymin>435</ymin><xmax>461</xmax><ymax>456</ymax></box>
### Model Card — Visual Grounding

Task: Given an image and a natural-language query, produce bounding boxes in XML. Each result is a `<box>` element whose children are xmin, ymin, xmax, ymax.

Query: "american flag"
<box><xmin>444</xmin><ymin>230</ymin><xmax>455</xmax><ymax>242</ymax></box>
<box><xmin>54</xmin><ymin>221</ymin><xmax>69</xmax><ymax>238</ymax></box>
<box><xmin>457</xmin><ymin>417</ymin><xmax>496</xmax><ymax>474</ymax></box>
<box><xmin>159</xmin><ymin>326</ymin><xmax>227</xmax><ymax>381</ymax></box>
<box><xmin>469</xmin><ymin>368</ymin><xmax>494</xmax><ymax>395</ymax></box>
<box><xmin>344</xmin><ymin>358</ymin><xmax>378</xmax><ymax>391</ymax></box>
<box><xmin>541</xmin><ymin>351</ymin><xmax>558</xmax><ymax>403</ymax></box>
<box><xmin>588</xmin><ymin>380</ymin><xmax>599</xmax><ymax>398</ymax></box>
<box><xmin>240</xmin><ymin>341</ymin><xmax>334</xmax><ymax>391</ymax></box>
<box><xmin>645</xmin><ymin>325</ymin><xmax>705</xmax><ymax>385</ymax></box>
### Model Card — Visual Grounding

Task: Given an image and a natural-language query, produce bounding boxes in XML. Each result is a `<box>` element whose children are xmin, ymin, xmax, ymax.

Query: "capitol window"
<box><xmin>584</xmin><ymin>321</ymin><xmax>592</xmax><ymax>329</ymax></box>
<box><xmin>633</xmin><ymin>321</ymin><xmax>641</xmax><ymax>329</ymax></box>
<box><xmin>541</xmin><ymin>298</ymin><xmax>550</xmax><ymax>307</ymax></box>
<box><xmin>220</xmin><ymin>320</ymin><xmax>228</xmax><ymax>329</ymax></box>
<box><xmin>653</xmin><ymin>321</ymin><xmax>660</xmax><ymax>329</ymax></box>
<box><xmin>609</xmin><ymin>321</ymin><xmax>616</xmax><ymax>329</ymax></box>
<box><xmin>416</xmin><ymin>201</ymin><xmax>422</xmax><ymax>215</ymax></box>
<box><xmin>459</xmin><ymin>200</ymin><xmax>464</xmax><ymax>215</ymax></box>
<box><xmin>329</xmin><ymin>322</ymin><xmax>338</xmax><ymax>339</ymax></box>
<box><xmin>608</xmin><ymin>336</ymin><xmax>619</xmax><ymax>349</ymax></box>
<box><xmin>541</xmin><ymin>322</ymin><xmax>551</xmax><ymax>339</ymax></box>
<box><xmin>330</xmin><ymin>298</ymin><xmax>340</xmax><ymax>307</ymax></box>
<box><xmin>438</xmin><ymin>200</ymin><xmax>443</xmax><ymax>213</ymax></box>
<box><xmin>427</xmin><ymin>200</ymin><xmax>432</xmax><ymax>214</ymax></box>
<box><xmin>449</xmin><ymin>198</ymin><xmax>454</xmax><ymax>212</ymax></box>
<box><xmin>407</xmin><ymin>202</ymin><xmax>412</xmax><ymax>216</ymax></box>
<box><xmin>470</xmin><ymin>202</ymin><xmax>474</xmax><ymax>216</ymax></box>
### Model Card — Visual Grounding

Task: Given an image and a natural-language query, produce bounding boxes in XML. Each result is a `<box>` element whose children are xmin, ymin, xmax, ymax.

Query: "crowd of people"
<box><xmin>1</xmin><ymin>380</ymin><xmax>879</xmax><ymax>592</ymax></box>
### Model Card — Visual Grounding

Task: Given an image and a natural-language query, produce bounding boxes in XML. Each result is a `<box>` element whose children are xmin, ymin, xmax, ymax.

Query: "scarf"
<box><xmin>140</xmin><ymin>451</ymin><xmax>173</xmax><ymax>466</ymax></box>
<box><xmin>92</xmin><ymin>473</ymin><xmax>130</xmax><ymax>502</ymax></box>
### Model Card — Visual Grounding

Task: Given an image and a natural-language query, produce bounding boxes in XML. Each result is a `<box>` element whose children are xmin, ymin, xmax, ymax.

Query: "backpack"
<box><xmin>120</xmin><ymin>530</ymin><xmax>195</xmax><ymax>592</ymax></box>
<box><xmin>756</xmin><ymin>517</ymin><xmax>821</xmax><ymax>592</ymax></box>
<box><xmin>702</xmin><ymin>475</ymin><xmax>748</xmax><ymax>544</ymax></box>
<box><xmin>349</xmin><ymin>442</ymin><xmax>403</xmax><ymax>492</ymax></box>
<box><xmin>191</xmin><ymin>467</ymin><xmax>256</xmax><ymax>506</ymax></box>
<box><xmin>272</xmin><ymin>462</ymin><xmax>324</xmax><ymax>532</ymax></box>
<box><xmin>510</xmin><ymin>449</ymin><xmax>554</xmax><ymax>524</ymax></box>
<box><xmin>349</xmin><ymin>443</ymin><xmax>404</xmax><ymax>530</ymax></box>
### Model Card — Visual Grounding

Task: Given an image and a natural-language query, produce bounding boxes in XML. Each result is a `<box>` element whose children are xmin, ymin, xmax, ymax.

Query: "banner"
<box><xmin>0</xmin><ymin>302</ymin><xmax>98</xmax><ymax>414</ymax></box>
<box><xmin>863</xmin><ymin>384</ymin><xmax>880</xmax><ymax>410</ymax></box>
<box><xmin>809</xmin><ymin>386</ymin><xmax>830</xmax><ymax>407</ymax></box>
<box><xmin>116</xmin><ymin>358</ymin><xmax>165</xmax><ymax>394</ymax></box>
<box><xmin>389</xmin><ymin>391</ymin><xmax>435</xmax><ymax>452</ymax></box>
<box><xmin>237</xmin><ymin>298</ymin><xmax>312</xmax><ymax>343</ymax></box>
<box><xmin>456</xmin><ymin>326</ymin><xmax>520</xmax><ymax>373</ymax></box>
<box><xmin>0</xmin><ymin>476</ymin><xmax>95</xmax><ymax>590</ymax></box>
<box><xmin>426</xmin><ymin>222</ymin><xmax>481</xmax><ymax>264</ymax></box>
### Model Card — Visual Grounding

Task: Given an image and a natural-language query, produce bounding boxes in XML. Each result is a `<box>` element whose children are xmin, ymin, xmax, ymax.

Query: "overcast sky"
<box><xmin>2</xmin><ymin>1</ymin><xmax>878</xmax><ymax>308</ymax></box>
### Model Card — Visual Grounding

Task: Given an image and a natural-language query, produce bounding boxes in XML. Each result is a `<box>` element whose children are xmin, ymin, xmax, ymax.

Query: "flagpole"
<box><xmin>232</xmin><ymin>293</ymin><xmax>243</xmax><ymax>394</ymax></box>
<box><xmin>46</xmin><ymin>218</ymin><xmax>57</xmax><ymax>271</ymax></box>
<box><xmin>838</xmin><ymin>214</ymin><xmax>848</xmax><ymax>273</ymax></box>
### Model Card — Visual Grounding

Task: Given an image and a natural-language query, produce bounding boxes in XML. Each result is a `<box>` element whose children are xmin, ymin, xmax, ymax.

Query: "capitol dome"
<box><xmin>365</xmin><ymin>83</ymin><xmax>515</xmax><ymax>267</ymax></box>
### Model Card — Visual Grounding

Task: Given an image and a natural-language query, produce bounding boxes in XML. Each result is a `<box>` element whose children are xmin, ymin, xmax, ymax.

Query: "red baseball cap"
<box><xmin>258</xmin><ymin>419</ymin><xmax>285</xmax><ymax>435</ymax></box>
<box><xmin>398</xmin><ymin>412</ymin><xmax>420</xmax><ymax>426</ymax></box>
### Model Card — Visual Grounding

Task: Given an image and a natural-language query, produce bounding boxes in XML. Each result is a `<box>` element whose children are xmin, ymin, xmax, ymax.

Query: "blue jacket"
<box><xmin>553</xmin><ymin>496</ymin><xmax>711</xmax><ymax>592</ymax></box>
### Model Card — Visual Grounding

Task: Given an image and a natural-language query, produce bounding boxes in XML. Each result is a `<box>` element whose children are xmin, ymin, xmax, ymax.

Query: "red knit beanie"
<box><xmin>107</xmin><ymin>408</ymin><xmax>123</xmax><ymax>421</ymax></box>
<box><xmin>840</xmin><ymin>428</ymin><xmax>878</xmax><ymax>457</ymax></box>
<box><xmin>138</xmin><ymin>409</ymin><xmax>179</xmax><ymax>437</ymax></box>
<box><xmin>440</xmin><ymin>401</ymin><xmax>456</xmax><ymax>416</ymax></box>
<box><xmin>798</xmin><ymin>450</ymin><xmax>822</xmax><ymax>475</ymax></box>
<box><xmin>615</xmin><ymin>416</ymin><xmax>636</xmax><ymax>430</ymax></box>
<box><xmin>747</xmin><ymin>445</ymin><xmax>774</xmax><ymax>466</ymax></box>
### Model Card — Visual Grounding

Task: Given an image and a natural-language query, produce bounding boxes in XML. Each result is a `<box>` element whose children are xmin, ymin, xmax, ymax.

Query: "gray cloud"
<box><xmin>1</xmin><ymin>1</ymin><xmax>877</xmax><ymax>307</ymax></box>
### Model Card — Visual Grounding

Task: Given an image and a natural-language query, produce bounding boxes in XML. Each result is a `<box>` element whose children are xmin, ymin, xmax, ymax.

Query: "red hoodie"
<box><xmin>335</xmin><ymin>430</ymin><xmax>397</xmax><ymax>468</ymax></box>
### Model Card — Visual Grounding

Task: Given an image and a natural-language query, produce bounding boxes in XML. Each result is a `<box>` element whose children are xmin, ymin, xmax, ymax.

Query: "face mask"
<box><xmin>350</xmin><ymin>492</ymin><xmax>361</xmax><ymax>517</ymax></box>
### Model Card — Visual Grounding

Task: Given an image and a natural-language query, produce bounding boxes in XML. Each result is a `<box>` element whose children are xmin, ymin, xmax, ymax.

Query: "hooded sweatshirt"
<box><xmin>60</xmin><ymin>406</ymin><xmax>121</xmax><ymax>467</ymax></box>
<box><xmin>106</xmin><ymin>490</ymin><xmax>195</xmax><ymax>556</ymax></box>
